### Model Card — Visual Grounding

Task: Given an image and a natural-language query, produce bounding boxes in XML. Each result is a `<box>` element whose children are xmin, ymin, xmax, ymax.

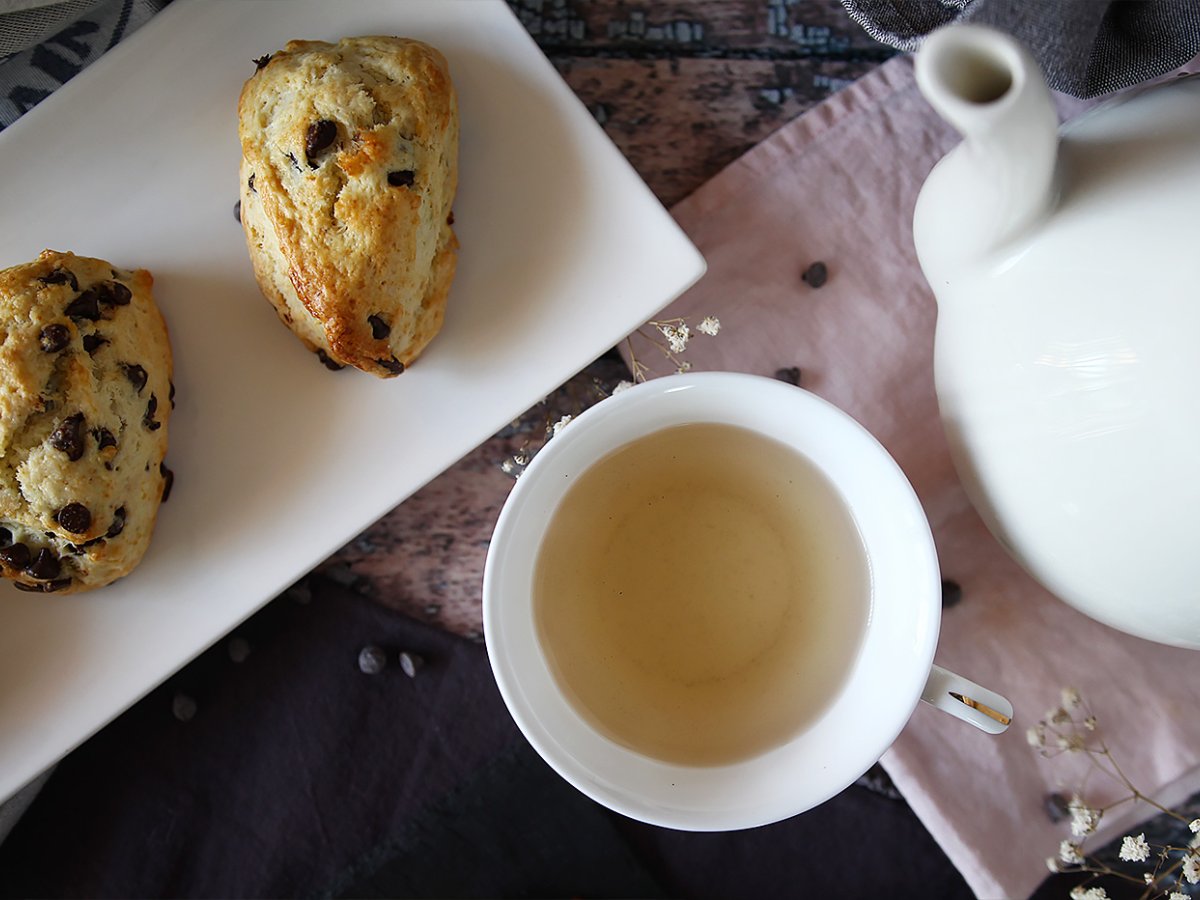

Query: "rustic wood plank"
<box><xmin>514</xmin><ymin>0</ymin><xmax>895</xmax><ymax>205</ymax></box>
<box><xmin>555</xmin><ymin>56</ymin><xmax>881</xmax><ymax>205</ymax></box>
<box><xmin>509</xmin><ymin>0</ymin><xmax>892</xmax><ymax>56</ymax></box>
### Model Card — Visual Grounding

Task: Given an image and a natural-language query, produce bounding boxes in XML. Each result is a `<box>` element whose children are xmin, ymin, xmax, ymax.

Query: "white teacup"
<box><xmin>483</xmin><ymin>372</ymin><xmax>1010</xmax><ymax>830</ymax></box>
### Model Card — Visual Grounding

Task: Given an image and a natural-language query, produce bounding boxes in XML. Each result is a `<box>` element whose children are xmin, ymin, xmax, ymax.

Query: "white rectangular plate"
<box><xmin>0</xmin><ymin>0</ymin><xmax>704</xmax><ymax>802</ymax></box>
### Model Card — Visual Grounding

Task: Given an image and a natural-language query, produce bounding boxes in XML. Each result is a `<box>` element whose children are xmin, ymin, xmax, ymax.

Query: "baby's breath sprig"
<box><xmin>625</xmin><ymin>315</ymin><xmax>721</xmax><ymax>383</ymax></box>
<box><xmin>499</xmin><ymin>316</ymin><xmax>722</xmax><ymax>478</ymax></box>
<box><xmin>500</xmin><ymin>410</ymin><xmax>580</xmax><ymax>480</ymax></box>
<box><xmin>1033</xmin><ymin>688</ymin><xmax>1200</xmax><ymax>899</ymax></box>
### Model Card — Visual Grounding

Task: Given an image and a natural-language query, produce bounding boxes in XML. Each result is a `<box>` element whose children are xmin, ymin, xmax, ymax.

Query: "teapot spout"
<box><xmin>915</xmin><ymin>25</ymin><xmax>1059</xmax><ymax>255</ymax></box>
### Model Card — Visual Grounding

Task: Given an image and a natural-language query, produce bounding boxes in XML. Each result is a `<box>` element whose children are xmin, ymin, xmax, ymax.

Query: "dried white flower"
<box><xmin>513</xmin><ymin>453</ymin><xmax>530</xmax><ymax>466</ymax></box>
<box><xmin>696</xmin><ymin>316</ymin><xmax>721</xmax><ymax>336</ymax></box>
<box><xmin>1184</xmin><ymin>852</ymin><xmax>1200</xmax><ymax>885</ymax></box>
<box><xmin>1045</xmin><ymin>856</ymin><xmax>1062</xmax><ymax>873</ymax></box>
<box><xmin>1061</xmin><ymin>686</ymin><xmax>1082</xmax><ymax>709</ymax></box>
<box><xmin>1143</xmin><ymin>873</ymin><xmax>1154</xmax><ymax>886</ymax></box>
<box><xmin>1118</xmin><ymin>833</ymin><xmax>1150</xmax><ymax>863</ymax></box>
<box><xmin>675</xmin><ymin>360</ymin><xmax>692</xmax><ymax>374</ymax></box>
<box><xmin>1170</xmin><ymin>892</ymin><xmax>1189</xmax><ymax>900</ymax></box>
<box><xmin>501</xmin><ymin>458</ymin><xmax>517</xmax><ymax>474</ymax></box>
<box><xmin>1190</xmin><ymin>818</ymin><xmax>1200</xmax><ymax>834</ymax></box>
<box><xmin>1057</xmin><ymin>733</ymin><xmax>1085</xmax><ymax>752</ymax></box>
<box><xmin>1026</xmin><ymin>724</ymin><xmax>1046</xmax><ymax>748</ymax></box>
<box><xmin>659</xmin><ymin>322</ymin><xmax>690</xmax><ymax>354</ymax></box>
<box><xmin>1059</xmin><ymin>840</ymin><xmax>1084</xmax><ymax>865</ymax></box>
<box><xmin>1083</xmin><ymin>715</ymin><xmax>1097</xmax><ymax>731</ymax></box>
<box><xmin>612</xmin><ymin>380</ymin><xmax>635</xmax><ymax>395</ymax></box>
<box><xmin>1048</xmin><ymin>706</ymin><xmax>1072</xmax><ymax>726</ymax></box>
<box><xmin>1069</xmin><ymin>886</ymin><xmax>1109</xmax><ymax>900</ymax></box>
<box><xmin>550</xmin><ymin>415</ymin><xmax>573</xmax><ymax>438</ymax></box>
<box><xmin>1070</xmin><ymin>800</ymin><xmax>1102</xmax><ymax>837</ymax></box>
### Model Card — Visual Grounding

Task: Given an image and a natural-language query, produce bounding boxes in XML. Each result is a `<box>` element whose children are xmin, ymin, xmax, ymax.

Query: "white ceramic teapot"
<box><xmin>912</xmin><ymin>24</ymin><xmax>1200</xmax><ymax>648</ymax></box>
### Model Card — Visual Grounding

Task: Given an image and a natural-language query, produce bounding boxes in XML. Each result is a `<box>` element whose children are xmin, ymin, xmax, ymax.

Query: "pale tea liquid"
<box><xmin>534</xmin><ymin>422</ymin><xmax>870</xmax><ymax>766</ymax></box>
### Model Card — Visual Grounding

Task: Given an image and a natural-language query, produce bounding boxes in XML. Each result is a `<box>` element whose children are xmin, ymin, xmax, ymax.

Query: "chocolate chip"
<box><xmin>387</xmin><ymin>170</ymin><xmax>415</xmax><ymax>187</ymax></box>
<box><xmin>168</xmin><ymin>380</ymin><xmax>175</xmax><ymax>409</ymax></box>
<box><xmin>248</xmin><ymin>173</ymin><xmax>256</xmax><ymax>193</ymax></box>
<box><xmin>447</xmin><ymin>210</ymin><xmax>455</xmax><ymax>225</ymax></box>
<box><xmin>0</xmin><ymin>527</ymin><xmax>10</xmax><ymax>546</ymax></box>
<box><xmin>941</xmin><ymin>579</ymin><xmax>963</xmax><ymax>608</ymax></box>
<box><xmin>144</xmin><ymin>394</ymin><xmax>161</xmax><ymax>431</ymax></box>
<box><xmin>801</xmin><ymin>261</ymin><xmax>828</xmax><ymax>288</ymax></box>
<box><xmin>172</xmin><ymin>693</ymin><xmax>197</xmax><ymax>722</ymax></box>
<box><xmin>82</xmin><ymin>333</ymin><xmax>109</xmax><ymax>355</ymax></box>
<box><xmin>55</xmin><ymin>503</ymin><xmax>91</xmax><ymax>535</ymax></box>
<box><xmin>774</xmin><ymin>367</ymin><xmax>802</xmax><ymax>386</ymax></box>
<box><xmin>39</xmin><ymin>324</ymin><xmax>70</xmax><ymax>353</ymax></box>
<box><xmin>14</xmin><ymin>578</ymin><xmax>71</xmax><ymax>593</ymax></box>
<box><xmin>160</xmin><ymin>463</ymin><xmax>174</xmax><ymax>502</ymax></box>
<box><xmin>106</xmin><ymin>506</ymin><xmax>126</xmax><ymax>538</ymax></box>
<box><xmin>92</xmin><ymin>427</ymin><xmax>116</xmax><ymax>451</ymax></box>
<box><xmin>234</xmin><ymin>200</ymin><xmax>241</xmax><ymax>224</ymax></box>
<box><xmin>40</xmin><ymin>269</ymin><xmax>78</xmax><ymax>291</ymax></box>
<box><xmin>1044</xmin><ymin>792</ymin><xmax>1070</xmax><ymax>823</ymax></box>
<box><xmin>316</xmin><ymin>349</ymin><xmax>345</xmax><ymax>371</ymax></box>
<box><xmin>368</xmin><ymin>314</ymin><xmax>391</xmax><ymax>340</ymax></box>
<box><xmin>305</xmin><ymin>120</ymin><xmax>338</xmax><ymax>164</ymax></box>
<box><xmin>377</xmin><ymin>356</ymin><xmax>405</xmax><ymax>375</ymax></box>
<box><xmin>253</xmin><ymin>53</ymin><xmax>272</xmax><ymax>71</ymax></box>
<box><xmin>123</xmin><ymin>364</ymin><xmax>148</xmax><ymax>393</ymax></box>
<box><xmin>99</xmin><ymin>282</ymin><xmax>131</xmax><ymax>307</ymax></box>
<box><xmin>64</xmin><ymin>291</ymin><xmax>101</xmax><ymax>321</ymax></box>
<box><xmin>358</xmin><ymin>645</ymin><xmax>387</xmax><ymax>674</ymax></box>
<box><xmin>228</xmin><ymin>636</ymin><xmax>251</xmax><ymax>663</ymax></box>
<box><xmin>49</xmin><ymin>412</ymin><xmax>85</xmax><ymax>461</ymax></box>
<box><xmin>399</xmin><ymin>651</ymin><xmax>425</xmax><ymax>678</ymax></box>
<box><xmin>0</xmin><ymin>542</ymin><xmax>30</xmax><ymax>569</ymax></box>
<box><xmin>26</xmin><ymin>548</ymin><xmax>61</xmax><ymax>580</ymax></box>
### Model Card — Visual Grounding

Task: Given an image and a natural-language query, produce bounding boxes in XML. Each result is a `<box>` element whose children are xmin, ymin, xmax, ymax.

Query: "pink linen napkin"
<box><xmin>624</xmin><ymin>54</ymin><xmax>1200</xmax><ymax>899</ymax></box>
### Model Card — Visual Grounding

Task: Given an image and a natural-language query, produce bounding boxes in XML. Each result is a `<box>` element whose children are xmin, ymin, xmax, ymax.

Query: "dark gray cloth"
<box><xmin>839</xmin><ymin>0</ymin><xmax>1200</xmax><ymax>97</ymax></box>
<box><xmin>0</xmin><ymin>575</ymin><xmax>975</xmax><ymax>899</ymax></box>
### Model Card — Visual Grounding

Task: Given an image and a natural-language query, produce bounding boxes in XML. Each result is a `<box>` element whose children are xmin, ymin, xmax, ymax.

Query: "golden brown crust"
<box><xmin>237</xmin><ymin>36</ymin><xmax>459</xmax><ymax>377</ymax></box>
<box><xmin>0</xmin><ymin>250</ymin><xmax>172</xmax><ymax>594</ymax></box>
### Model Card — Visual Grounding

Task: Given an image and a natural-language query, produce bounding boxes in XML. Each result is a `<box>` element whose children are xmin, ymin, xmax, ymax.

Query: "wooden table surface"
<box><xmin>317</xmin><ymin>0</ymin><xmax>895</xmax><ymax>637</ymax></box>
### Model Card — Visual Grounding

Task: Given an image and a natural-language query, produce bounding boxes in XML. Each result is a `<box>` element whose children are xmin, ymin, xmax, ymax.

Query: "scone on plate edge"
<box><xmin>237</xmin><ymin>36</ymin><xmax>459</xmax><ymax>378</ymax></box>
<box><xmin>0</xmin><ymin>250</ymin><xmax>173</xmax><ymax>594</ymax></box>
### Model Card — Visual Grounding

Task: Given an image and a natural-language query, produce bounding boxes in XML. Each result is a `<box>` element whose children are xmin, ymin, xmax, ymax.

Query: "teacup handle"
<box><xmin>920</xmin><ymin>664</ymin><xmax>1012</xmax><ymax>734</ymax></box>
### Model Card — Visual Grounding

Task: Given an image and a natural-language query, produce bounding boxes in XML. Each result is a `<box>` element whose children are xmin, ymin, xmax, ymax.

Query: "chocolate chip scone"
<box><xmin>0</xmin><ymin>250</ymin><xmax>173</xmax><ymax>594</ymax></box>
<box><xmin>237</xmin><ymin>36</ymin><xmax>459</xmax><ymax>378</ymax></box>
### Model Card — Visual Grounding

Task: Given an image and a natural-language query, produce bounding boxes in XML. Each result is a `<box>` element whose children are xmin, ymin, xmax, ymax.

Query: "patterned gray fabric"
<box><xmin>0</xmin><ymin>0</ymin><xmax>95</xmax><ymax>58</ymax></box>
<box><xmin>840</xmin><ymin>0</ymin><xmax>1200</xmax><ymax>97</ymax></box>
<box><xmin>0</xmin><ymin>0</ymin><xmax>169</xmax><ymax>128</ymax></box>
